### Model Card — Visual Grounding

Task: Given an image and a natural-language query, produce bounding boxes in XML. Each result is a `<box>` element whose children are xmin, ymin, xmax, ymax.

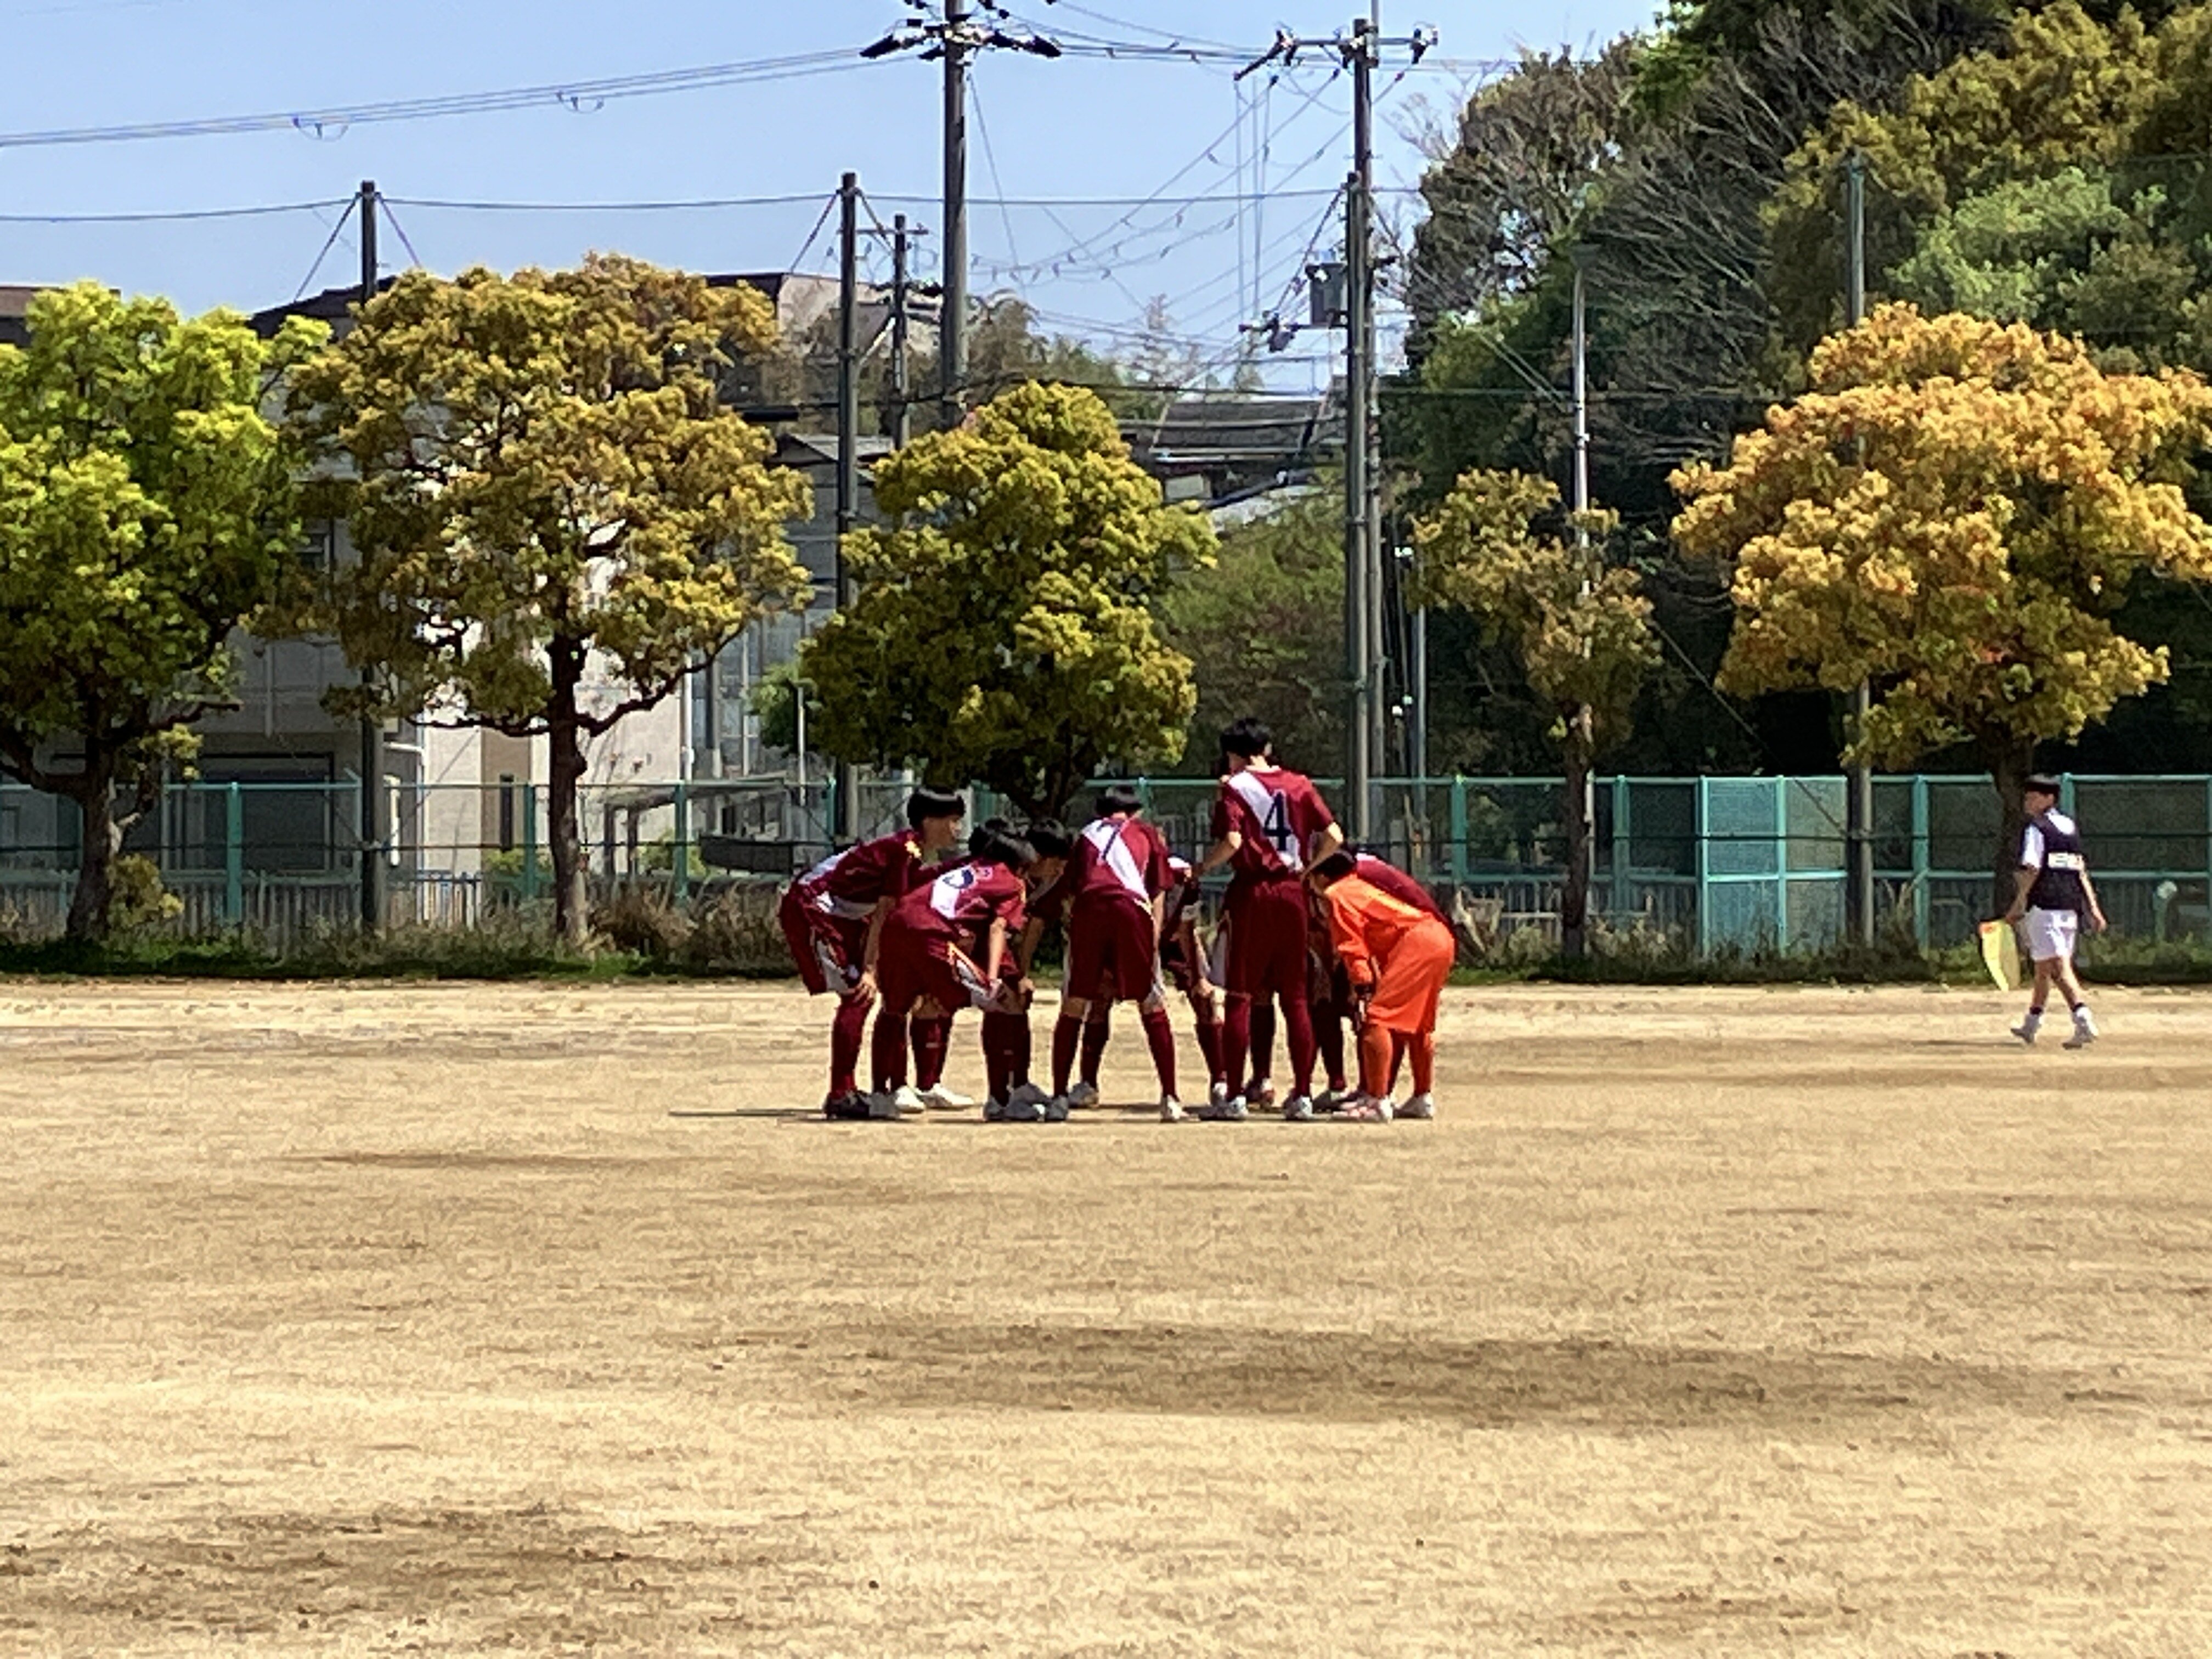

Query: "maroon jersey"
<box><xmin>1069</xmin><ymin>815</ymin><xmax>1171</xmax><ymax>913</ymax></box>
<box><xmin>1355</xmin><ymin>853</ymin><xmax>1445</xmax><ymax>921</ymax></box>
<box><xmin>1212</xmin><ymin>767</ymin><xmax>1335</xmax><ymax>884</ymax></box>
<box><xmin>792</xmin><ymin>829</ymin><xmax>929</xmax><ymax>920</ymax></box>
<box><xmin>1027</xmin><ymin>867</ymin><xmax>1071</xmax><ymax>932</ymax></box>
<box><xmin>891</xmin><ymin>859</ymin><xmax>1029</xmax><ymax>954</ymax></box>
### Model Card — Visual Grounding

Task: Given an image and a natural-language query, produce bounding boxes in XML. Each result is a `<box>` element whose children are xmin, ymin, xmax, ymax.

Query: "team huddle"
<box><xmin>777</xmin><ymin>718</ymin><xmax>1460</xmax><ymax>1123</ymax></box>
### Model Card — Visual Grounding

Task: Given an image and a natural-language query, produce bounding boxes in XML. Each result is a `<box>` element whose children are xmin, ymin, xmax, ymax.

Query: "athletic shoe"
<box><xmin>1159</xmin><ymin>1094</ymin><xmax>1186</xmax><ymax>1123</ymax></box>
<box><xmin>1208</xmin><ymin>1080</ymin><xmax>1231</xmax><ymax>1109</ymax></box>
<box><xmin>2011</xmin><ymin>1017</ymin><xmax>2041</xmax><ymax>1046</ymax></box>
<box><xmin>1245</xmin><ymin>1079</ymin><xmax>1276</xmax><ymax>1109</ymax></box>
<box><xmin>1400</xmin><ymin>1093</ymin><xmax>1436</xmax><ymax>1120</ymax></box>
<box><xmin>824</xmin><ymin>1092</ymin><xmax>872</xmax><ymax>1121</ymax></box>
<box><xmin>1342</xmin><ymin>1096</ymin><xmax>1395</xmax><ymax>1122</ymax></box>
<box><xmin>983</xmin><ymin>1096</ymin><xmax>1008</xmax><ymax>1122</ymax></box>
<box><xmin>1066</xmin><ymin>1080</ymin><xmax>1101</xmax><ymax>1110</ymax></box>
<box><xmin>998</xmin><ymin>1098</ymin><xmax>1046</xmax><ymax>1124</ymax></box>
<box><xmin>1283</xmin><ymin>1095</ymin><xmax>1316</xmax><ymax>1123</ymax></box>
<box><xmin>1041</xmin><ymin>1096</ymin><xmax>1072</xmax><ymax>1123</ymax></box>
<box><xmin>1314</xmin><ymin>1086</ymin><xmax>1353</xmax><ymax>1114</ymax></box>
<box><xmin>2063</xmin><ymin>1010</ymin><xmax>2100</xmax><ymax>1049</ymax></box>
<box><xmin>891</xmin><ymin>1084</ymin><xmax>927</xmax><ymax>1116</ymax></box>
<box><xmin>1197</xmin><ymin>1096</ymin><xmax>1249</xmax><ymax>1122</ymax></box>
<box><xmin>919</xmin><ymin>1083</ymin><xmax>974</xmax><ymax>1111</ymax></box>
<box><xmin>1007</xmin><ymin>1081</ymin><xmax>1051</xmax><ymax>1111</ymax></box>
<box><xmin>865</xmin><ymin>1092</ymin><xmax>903</xmax><ymax>1121</ymax></box>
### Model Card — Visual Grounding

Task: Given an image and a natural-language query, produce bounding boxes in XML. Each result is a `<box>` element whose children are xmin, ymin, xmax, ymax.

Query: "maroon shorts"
<box><xmin>1065</xmin><ymin>899</ymin><xmax>1160</xmax><ymax>1004</ymax></box>
<box><xmin>879</xmin><ymin>933</ymin><xmax>992</xmax><ymax>1015</ymax></box>
<box><xmin>780</xmin><ymin>889</ymin><xmax>865</xmax><ymax>996</ymax></box>
<box><xmin>1223</xmin><ymin>878</ymin><xmax>1312</xmax><ymax>1000</ymax></box>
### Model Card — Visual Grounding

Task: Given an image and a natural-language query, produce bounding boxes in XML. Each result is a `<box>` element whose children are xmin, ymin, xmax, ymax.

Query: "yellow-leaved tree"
<box><xmin>1412</xmin><ymin>469</ymin><xmax>1658</xmax><ymax>958</ymax></box>
<box><xmin>1672</xmin><ymin>303</ymin><xmax>2212</xmax><ymax>900</ymax></box>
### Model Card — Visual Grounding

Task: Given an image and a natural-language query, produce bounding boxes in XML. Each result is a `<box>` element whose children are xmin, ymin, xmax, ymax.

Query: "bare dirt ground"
<box><xmin>1</xmin><ymin>977</ymin><xmax>2208</xmax><ymax>1657</ymax></box>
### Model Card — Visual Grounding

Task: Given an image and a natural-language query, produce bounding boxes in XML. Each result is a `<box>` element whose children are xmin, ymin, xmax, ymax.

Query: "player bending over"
<box><xmin>1158</xmin><ymin>856</ymin><xmax>1229</xmax><ymax>1111</ymax></box>
<box><xmin>868</xmin><ymin>820</ymin><xmax>1052</xmax><ymax>1119</ymax></box>
<box><xmin>983</xmin><ymin>820</ymin><xmax>1073</xmax><ymax>1122</ymax></box>
<box><xmin>1310</xmin><ymin>851</ymin><xmax>1455</xmax><ymax>1120</ymax></box>
<box><xmin>2005</xmin><ymin>774</ymin><xmax>2107</xmax><ymax>1049</ymax></box>
<box><xmin>1306</xmin><ymin>849</ymin><xmax>1449</xmax><ymax>1111</ymax></box>
<box><xmin>780</xmin><ymin>787</ymin><xmax>966</xmax><ymax>1119</ymax></box>
<box><xmin>1195</xmin><ymin>716</ymin><xmax>1344</xmax><ymax>1122</ymax></box>
<box><xmin>1049</xmin><ymin>786</ymin><xmax>1185</xmax><ymax>1120</ymax></box>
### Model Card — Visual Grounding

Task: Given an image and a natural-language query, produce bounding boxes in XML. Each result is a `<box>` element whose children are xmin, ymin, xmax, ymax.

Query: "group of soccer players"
<box><xmin>777</xmin><ymin>718</ymin><xmax>1460</xmax><ymax>1124</ymax></box>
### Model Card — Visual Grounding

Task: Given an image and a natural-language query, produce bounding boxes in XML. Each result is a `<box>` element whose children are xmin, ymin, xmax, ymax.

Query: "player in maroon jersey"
<box><xmin>1307</xmin><ymin>850</ymin><xmax>1449</xmax><ymax>1110</ymax></box>
<box><xmin>778</xmin><ymin>787</ymin><xmax>966</xmax><ymax>1119</ymax></box>
<box><xmin>1193</xmin><ymin>716</ymin><xmax>1345</xmax><ymax>1121</ymax></box>
<box><xmin>980</xmin><ymin>819</ymin><xmax>1073</xmax><ymax>1121</ymax></box>
<box><xmin>1157</xmin><ymin>855</ymin><xmax>1228</xmax><ymax>1110</ymax></box>
<box><xmin>1047</xmin><ymin>786</ymin><xmax>1182</xmax><ymax>1118</ymax></box>
<box><xmin>869</xmin><ymin>820</ymin><xmax>1054</xmax><ymax>1119</ymax></box>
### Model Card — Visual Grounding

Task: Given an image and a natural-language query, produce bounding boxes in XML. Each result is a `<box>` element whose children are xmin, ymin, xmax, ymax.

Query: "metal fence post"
<box><xmin>1911</xmin><ymin>774</ymin><xmax>1931</xmax><ymax>950</ymax></box>
<box><xmin>672</xmin><ymin>780</ymin><xmax>691</xmax><ymax>903</ymax></box>
<box><xmin>1773</xmin><ymin>777</ymin><xmax>1791</xmax><ymax>954</ymax></box>
<box><xmin>1696</xmin><ymin>776</ymin><xmax>1712</xmax><ymax>957</ymax></box>
<box><xmin>1611</xmin><ymin>774</ymin><xmax>1630</xmax><ymax>916</ymax></box>
<box><xmin>522</xmin><ymin>787</ymin><xmax>540</xmax><ymax>902</ymax></box>
<box><xmin>224</xmin><ymin>782</ymin><xmax>244</xmax><ymax>928</ymax></box>
<box><xmin>1449</xmin><ymin>776</ymin><xmax>1468</xmax><ymax>884</ymax></box>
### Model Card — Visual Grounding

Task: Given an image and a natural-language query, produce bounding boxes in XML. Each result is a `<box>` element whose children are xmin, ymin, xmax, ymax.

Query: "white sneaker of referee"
<box><xmin>2003</xmin><ymin>776</ymin><xmax>2107</xmax><ymax>1049</ymax></box>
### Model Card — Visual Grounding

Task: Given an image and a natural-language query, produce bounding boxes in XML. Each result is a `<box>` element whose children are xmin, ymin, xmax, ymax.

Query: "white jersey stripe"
<box><xmin>1083</xmin><ymin>819</ymin><xmax>1150</xmax><ymax>904</ymax></box>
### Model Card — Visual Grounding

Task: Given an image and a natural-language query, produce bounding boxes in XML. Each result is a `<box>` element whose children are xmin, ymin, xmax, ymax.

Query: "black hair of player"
<box><xmin>1023</xmin><ymin>818</ymin><xmax>1074</xmax><ymax>860</ymax></box>
<box><xmin>906</xmin><ymin>787</ymin><xmax>967</xmax><ymax>829</ymax></box>
<box><xmin>1220</xmin><ymin>716</ymin><xmax>1273</xmax><ymax>761</ymax></box>
<box><xmin>968</xmin><ymin>817</ymin><xmax>1037</xmax><ymax>869</ymax></box>
<box><xmin>1096</xmin><ymin>784</ymin><xmax>1144</xmax><ymax>818</ymax></box>
<box><xmin>1311</xmin><ymin>850</ymin><xmax>1357</xmax><ymax>885</ymax></box>
<box><xmin>2023</xmin><ymin>774</ymin><xmax>2063</xmax><ymax>798</ymax></box>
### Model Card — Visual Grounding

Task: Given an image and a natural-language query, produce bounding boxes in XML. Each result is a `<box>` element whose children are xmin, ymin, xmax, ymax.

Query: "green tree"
<box><xmin>0</xmin><ymin>283</ymin><xmax>324</xmax><ymax>940</ymax></box>
<box><xmin>290</xmin><ymin>256</ymin><xmax>811</xmax><ymax>944</ymax></box>
<box><xmin>803</xmin><ymin>382</ymin><xmax>1211</xmax><ymax>820</ymax></box>
<box><xmin>1413</xmin><ymin>469</ymin><xmax>1659</xmax><ymax>957</ymax></box>
<box><xmin>1156</xmin><ymin>486</ymin><xmax>1343</xmax><ymax>774</ymax></box>
<box><xmin>1672</xmin><ymin>304</ymin><xmax>2212</xmax><ymax>896</ymax></box>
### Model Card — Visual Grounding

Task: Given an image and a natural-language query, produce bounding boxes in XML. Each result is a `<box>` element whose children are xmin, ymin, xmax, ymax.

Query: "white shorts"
<box><xmin>2023</xmin><ymin>907</ymin><xmax>2079</xmax><ymax>965</ymax></box>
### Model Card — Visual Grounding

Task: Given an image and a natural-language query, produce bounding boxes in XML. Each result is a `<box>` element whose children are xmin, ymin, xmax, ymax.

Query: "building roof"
<box><xmin>775</xmin><ymin>432</ymin><xmax>897</xmax><ymax>469</ymax></box>
<box><xmin>0</xmin><ymin>284</ymin><xmax>42</xmax><ymax>348</ymax></box>
<box><xmin>1123</xmin><ymin>391</ymin><xmax>1344</xmax><ymax>477</ymax></box>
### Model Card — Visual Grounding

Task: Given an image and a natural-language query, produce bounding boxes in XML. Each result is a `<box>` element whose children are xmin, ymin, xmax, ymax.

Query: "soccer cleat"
<box><xmin>2011</xmin><ymin>1016</ymin><xmax>2042</xmax><ymax>1046</ymax></box>
<box><xmin>1400</xmin><ymin>1093</ymin><xmax>1436</xmax><ymax>1120</ymax></box>
<box><xmin>1208</xmin><ymin>1080</ymin><xmax>1231</xmax><ymax>1109</ymax></box>
<box><xmin>919</xmin><ymin>1082</ymin><xmax>974</xmax><ymax>1111</ymax></box>
<box><xmin>998</xmin><ymin>1097</ymin><xmax>1046</xmax><ymax>1123</ymax></box>
<box><xmin>1159</xmin><ymin>1094</ymin><xmax>1186</xmax><ymax>1123</ymax></box>
<box><xmin>1342</xmin><ymin>1095</ymin><xmax>1396</xmax><ymax>1122</ymax></box>
<box><xmin>1041</xmin><ymin>1096</ymin><xmax>1072</xmax><ymax>1123</ymax></box>
<box><xmin>1314</xmin><ymin>1086</ymin><xmax>1353</xmax><ymax>1114</ymax></box>
<box><xmin>2063</xmin><ymin>1010</ymin><xmax>2099</xmax><ymax>1049</ymax></box>
<box><xmin>1007</xmin><ymin>1081</ymin><xmax>1051</xmax><ymax>1111</ymax></box>
<box><xmin>983</xmin><ymin>1096</ymin><xmax>1008</xmax><ymax>1122</ymax></box>
<box><xmin>1283</xmin><ymin>1096</ymin><xmax>1316</xmax><ymax>1124</ymax></box>
<box><xmin>890</xmin><ymin>1084</ymin><xmax>927</xmax><ymax>1116</ymax></box>
<box><xmin>1066</xmin><ymin>1080</ymin><xmax>1102</xmax><ymax>1110</ymax></box>
<box><xmin>865</xmin><ymin>1092</ymin><xmax>903</xmax><ymax>1121</ymax></box>
<box><xmin>824</xmin><ymin>1092</ymin><xmax>872</xmax><ymax>1121</ymax></box>
<box><xmin>1197</xmin><ymin>1096</ymin><xmax>1249</xmax><ymax>1122</ymax></box>
<box><xmin>1245</xmin><ymin>1079</ymin><xmax>1276</xmax><ymax>1109</ymax></box>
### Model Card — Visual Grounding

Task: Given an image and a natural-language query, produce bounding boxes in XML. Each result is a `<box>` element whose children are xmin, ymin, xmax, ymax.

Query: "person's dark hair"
<box><xmin>1096</xmin><ymin>784</ymin><xmax>1143</xmax><ymax>817</ymax></box>
<box><xmin>968</xmin><ymin>817</ymin><xmax>1037</xmax><ymax>869</ymax></box>
<box><xmin>1022</xmin><ymin>817</ymin><xmax>1074</xmax><ymax>860</ymax></box>
<box><xmin>1311</xmin><ymin>850</ymin><xmax>1357</xmax><ymax>885</ymax></box>
<box><xmin>906</xmin><ymin>787</ymin><xmax>967</xmax><ymax>829</ymax></box>
<box><xmin>1220</xmin><ymin>716</ymin><xmax>1273</xmax><ymax>761</ymax></box>
<box><xmin>2023</xmin><ymin>774</ymin><xmax>2063</xmax><ymax>798</ymax></box>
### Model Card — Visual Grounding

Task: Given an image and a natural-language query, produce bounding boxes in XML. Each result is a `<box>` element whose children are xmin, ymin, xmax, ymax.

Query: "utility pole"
<box><xmin>835</xmin><ymin>171</ymin><xmax>862</xmax><ymax>844</ymax></box>
<box><xmin>1243</xmin><ymin>15</ymin><xmax>1434</xmax><ymax>844</ymax></box>
<box><xmin>1845</xmin><ymin>151</ymin><xmax>1875</xmax><ymax>946</ymax></box>
<box><xmin>357</xmin><ymin>178</ymin><xmax>386</xmax><ymax>934</ymax></box>
<box><xmin>861</xmin><ymin>9</ymin><xmax>1060</xmax><ymax>431</ymax></box>
<box><xmin>890</xmin><ymin>213</ymin><xmax>915</xmax><ymax>449</ymax></box>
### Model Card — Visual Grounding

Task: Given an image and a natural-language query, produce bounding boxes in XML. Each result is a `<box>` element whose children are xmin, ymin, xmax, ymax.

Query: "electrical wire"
<box><xmin>0</xmin><ymin>196</ymin><xmax>351</xmax><ymax>223</ymax></box>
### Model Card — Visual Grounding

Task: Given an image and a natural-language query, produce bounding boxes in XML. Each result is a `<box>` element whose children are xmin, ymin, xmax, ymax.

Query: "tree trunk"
<box><xmin>1985</xmin><ymin>733</ymin><xmax>2038</xmax><ymax>919</ymax></box>
<box><xmin>1560</xmin><ymin>712</ymin><xmax>1594</xmax><ymax>961</ymax></box>
<box><xmin>548</xmin><ymin>640</ymin><xmax>590</xmax><ymax>946</ymax></box>
<box><xmin>63</xmin><ymin>747</ymin><xmax>122</xmax><ymax>945</ymax></box>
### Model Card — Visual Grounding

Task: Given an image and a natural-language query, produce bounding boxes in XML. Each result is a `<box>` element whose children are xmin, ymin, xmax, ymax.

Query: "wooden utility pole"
<box><xmin>357</xmin><ymin>178</ymin><xmax>386</xmax><ymax>933</ymax></box>
<box><xmin>835</xmin><ymin>172</ymin><xmax>861</xmax><ymax>843</ymax></box>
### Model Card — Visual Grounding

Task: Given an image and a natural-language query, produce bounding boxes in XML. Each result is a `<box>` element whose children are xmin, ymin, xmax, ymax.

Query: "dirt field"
<box><xmin>1</xmin><ymin>978</ymin><xmax>2208</xmax><ymax>1656</ymax></box>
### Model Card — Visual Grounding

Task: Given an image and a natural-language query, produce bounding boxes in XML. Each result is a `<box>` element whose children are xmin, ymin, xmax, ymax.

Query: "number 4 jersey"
<box><xmin>1212</xmin><ymin>766</ymin><xmax>1336</xmax><ymax>888</ymax></box>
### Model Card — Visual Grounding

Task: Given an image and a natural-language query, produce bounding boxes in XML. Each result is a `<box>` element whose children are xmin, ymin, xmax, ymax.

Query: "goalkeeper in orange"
<box><xmin>1308</xmin><ymin>851</ymin><xmax>1455</xmax><ymax>1121</ymax></box>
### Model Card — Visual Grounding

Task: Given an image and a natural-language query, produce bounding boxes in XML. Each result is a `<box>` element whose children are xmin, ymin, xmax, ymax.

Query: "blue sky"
<box><xmin>0</xmin><ymin>0</ymin><xmax>1660</xmax><ymax>378</ymax></box>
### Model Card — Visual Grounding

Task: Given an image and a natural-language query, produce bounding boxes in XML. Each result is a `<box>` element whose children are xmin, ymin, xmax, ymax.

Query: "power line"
<box><xmin>0</xmin><ymin>196</ymin><xmax>350</xmax><ymax>223</ymax></box>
